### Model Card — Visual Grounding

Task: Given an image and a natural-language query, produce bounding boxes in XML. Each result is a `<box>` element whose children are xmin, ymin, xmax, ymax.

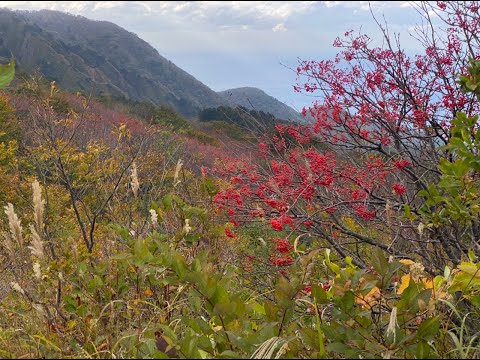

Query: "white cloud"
<box><xmin>2</xmin><ymin>1</ymin><xmax>318</xmax><ymax>29</ymax></box>
<box><xmin>93</xmin><ymin>1</ymin><xmax>121</xmax><ymax>11</ymax></box>
<box><xmin>322</xmin><ymin>1</ymin><xmax>409</xmax><ymax>11</ymax></box>
<box><xmin>2</xmin><ymin>1</ymin><xmax>89</xmax><ymax>12</ymax></box>
<box><xmin>272</xmin><ymin>23</ymin><xmax>288</xmax><ymax>32</ymax></box>
<box><xmin>168</xmin><ymin>1</ymin><xmax>317</xmax><ymax>21</ymax></box>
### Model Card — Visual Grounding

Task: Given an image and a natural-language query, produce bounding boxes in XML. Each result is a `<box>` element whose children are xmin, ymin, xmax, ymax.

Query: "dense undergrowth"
<box><xmin>2</xmin><ymin>2</ymin><xmax>480</xmax><ymax>359</ymax></box>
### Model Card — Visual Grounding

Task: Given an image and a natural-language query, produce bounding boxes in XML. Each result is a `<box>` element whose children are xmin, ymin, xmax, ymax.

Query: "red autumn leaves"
<box><xmin>214</xmin><ymin>1</ymin><xmax>480</xmax><ymax>267</ymax></box>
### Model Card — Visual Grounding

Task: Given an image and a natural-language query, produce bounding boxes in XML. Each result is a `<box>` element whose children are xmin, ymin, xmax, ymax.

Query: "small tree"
<box><xmin>19</xmin><ymin>81</ymin><xmax>149</xmax><ymax>253</ymax></box>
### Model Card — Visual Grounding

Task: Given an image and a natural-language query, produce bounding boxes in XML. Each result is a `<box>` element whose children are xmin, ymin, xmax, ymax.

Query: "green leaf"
<box><xmin>63</xmin><ymin>295</ymin><xmax>78</xmax><ymax>313</ymax></box>
<box><xmin>457</xmin><ymin>262</ymin><xmax>480</xmax><ymax>278</ymax></box>
<box><xmin>0</xmin><ymin>58</ymin><xmax>14</xmax><ymax>89</ymax></box>
<box><xmin>210</xmin><ymin>285</ymin><xmax>229</xmax><ymax>306</ymax></box>
<box><xmin>185</xmin><ymin>233</ymin><xmax>201</xmax><ymax>246</ymax></box>
<box><xmin>345</xmin><ymin>256</ymin><xmax>356</xmax><ymax>268</ymax></box>
<box><xmin>275</xmin><ymin>277</ymin><xmax>295</xmax><ymax>307</ymax></box>
<box><xmin>327</xmin><ymin>342</ymin><xmax>348</xmax><ymax>354</ymax></box>
<box><xmin>188</xmin><ymin>294</ymin><xmax>202</xmax><ymax>313</ymax></box>
<box><xmin>198</xmin><ymin>349</ymin><xmax>210</xmax><ymax>359</ymax></box>
<box><xmin>416</xmin><ymin>340</ymin><xmax>433</xmax><ymax>359</ymax></box>
<box><xmin>192</xmin><ymin>251</ymin><xmax>208</xmax><ymax>271</ymax></box>
<box><xmin>220</xmin><ymin>350</ymin><xmax>243</xmax><ymax>358</ymax></box>
<box><xmin>109</xmin><ymin>224</ymin><xmax>132</xmax><ymax>241</ymax></box>
<box><xmin>213</xmin><ymin>302</ymin><xmax>236</xmax><ymax>317</ymax></box>
<box><xmin>416</xmin><ymin>316</ymin><xmax>439</xmax><ymax>341</ymax></box>
<box><xmin>324</xmin><ymin>249</ymin><xmax>340</xmax><ymax>275</ymax></box>
<box><xmin>312</xmin><ymin>284</ymin><xmax>329</xmax><ymax>304</ymax></box>
<box><xmin>264</xmin><ymin>301</ymin><xmax>280</xmax><ymax>321</ymax></box>
<box><xmin>250</xmin><ymin>301</ymin><xmax>266</xmax><ymax>315</ymax></box>
<box><xmin>466</xmin><ymin>81</ymin><xmax>478</xmax><ymax>91</ymax></box>
<box><xmin>157</xmin><ymin>324</ymin><xmax>179</xmax><ymax>341</ymax></box>
<box><xmin>404</xmin><ymin>204</ymin><xmax>411</xmax><ymax>217</ymax></box>
<box><xmin>151</xmin><ymin>351</ymin><xmax>169</xmax><ymax>359</ymax></box>
<box><xmin>354</xmin><ymin>314</ymin><xmax>371</xmax><ymax>328</ymax></box>
<box><xmin>300</xmin><ymin>328</ymin><xmax>321</xmax><ymax>350</ymax></box>
<box><xmin>322</xmin><ymin>323</ymin><xmax>345</xmax><ymax>341</ymax></box>
<box><xmin>180</xmin><ymin>332</ymin><xmax>200</xmax><ymax>358</ymax></box>
<box><xmin>371</xmin><ymin>247</ymin><xmax>389</xmax><ymax>277</ymax></box>
<box><xmin>475</xmin><ymin>127</ymin><xmax>480</xmax><ymax>143</ymax></box>
<box><xmin>162</xmin><ymin>193</ymin><xmax>174</xmax><ymax>210</ymax></box>
<box><xmin>398</xmin><ymin>278</ymin><xmax>419</xmax><ymax>311</ymax></box>
<box><xmin>171</xmin><ymin>253</ymin><xmax>188</xmax><ymax>280</ymax></box>
<box><xmin>201</xmin><ymin>177</ymin><xmax>219</xmax><ymax>196</ymax></box>
<box><xmin>133</xmin><ymin>239</ymin><xmax>154</xmax><ymax>265</ymax></box>
<box><xmin>450</xmin><ymin>270</ymin><xmax>480</xmax><ymax>292</ymax></box>
<box><xmin>337</xmin><ymin>291</ymin><xmax>355</xmax><ymax>313</ymax></box>
<box><xmin>78</xmin><ymin>261</ymin><xmax>87</xmax><ymax>275</ymax></box>
<box><xmin>183</xmin><ymin>205</ymin><xmax>207</xmax><ymax>220</ymax></box>
<box><xmin>172</xmin><ymin>194</ymin><xmax>186</xmax><ymax>207</ymax></box>
<box><xmin>87</xmin><ymin>275</ymin><xmax>104</xmax><ymax>292</ymax></box>
<box><xmin>471</xmin><ymin>294</ymin><xmax>480</xmax><ymax>308</ymax></box>
<box><xmin>468</xmin><ymin>248</ymin><xmax>477</xmax><ymax>262</ymax></box>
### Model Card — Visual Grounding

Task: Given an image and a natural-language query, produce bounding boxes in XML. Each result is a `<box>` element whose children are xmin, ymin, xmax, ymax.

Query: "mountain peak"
<box><xmin>0</xmin><ymin>8</ymin><xmax>226</xmax><ymax>117</ymax></box>
<box><xmin>218</xmin><ymin>87</ymin><xmax>304</xmax><ymax>122</ymax></box>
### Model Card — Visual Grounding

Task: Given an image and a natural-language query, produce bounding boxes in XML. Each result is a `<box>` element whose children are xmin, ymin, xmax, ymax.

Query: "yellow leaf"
<box><xmin>67</xmin><ymin>320</ymin><xmax>76</xmax><ymax>330</ymax></box>
<box><xmin>397</xmin><ymin>274</ymin><xmax>433</xmax><ymax>295</ymax></box>
<box><xmin>422</xmin><ymin>277</ymin><xmax>433</xmax><ymax>290</ymax></box>
<box><xmin>397</xmin><ymin>274</ymin><xmax>411</xmax><ymax>295</ymax></box>
<box><xmin>144</xmin><ymin>287</ymin><xmax>154</xmax><ymax>297</ymax></box>
<box><xmin>458</xmin><ymin>262</ymin><xmax>480</xmax><ymax>277</ymax></box>
<box><xmin>356</xmin><ymin>286</ymin><xmax>381</xmax><ymax>308</ymax></box>
<box><xmin>399</xmin><ymin>259</ymin><xmax>415</xmax><ymax>266</ymax></box>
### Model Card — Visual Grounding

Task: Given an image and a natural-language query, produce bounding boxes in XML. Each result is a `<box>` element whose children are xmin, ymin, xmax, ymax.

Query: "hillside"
<box><xmin>219</xmin><ymin>86</ymin><xmax>304</xmax><ymax>122</ymax></box>
<box><xmin>0</xmin><ymin>8</ymin><xmax>226</xmax><ymax>117</ymax></box>
<box><xmin>3</xmin><ymin>2</ymin><xmax>480</xmax><ymax>359</ymax></box>
<box><xmin>0</xmin><ymin>9</ymin><xmax>305</xmax><ymax>121</ymax></box>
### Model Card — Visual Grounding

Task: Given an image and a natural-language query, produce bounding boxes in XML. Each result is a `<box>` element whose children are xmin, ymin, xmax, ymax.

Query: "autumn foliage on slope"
<box><xmin>4</xmin><ymin>4</ymin><xmax>480</xmax><ymax>358</ymax></box>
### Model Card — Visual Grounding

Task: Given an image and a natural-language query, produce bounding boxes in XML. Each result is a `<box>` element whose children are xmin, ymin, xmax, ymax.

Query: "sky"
<box><xmin>1</xmin><ymin>1</ymin><xmax>427</xmax><ymax>111</ymax></box>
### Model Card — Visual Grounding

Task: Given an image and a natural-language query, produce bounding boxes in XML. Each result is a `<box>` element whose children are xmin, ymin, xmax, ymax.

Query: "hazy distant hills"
<box><xmin>219</xmin><ymin>87</ymin><xmax>304</xmax><ymax>122</ymax></box>
<box><xmin>0</xmin><ymin>8</ymin><xmax>226</xmax><ymax>117</ymax></box>
<box><xmin>0</xmin><ymin>8</ymin><xmax>304</xmax><ymax>121</ymax></box>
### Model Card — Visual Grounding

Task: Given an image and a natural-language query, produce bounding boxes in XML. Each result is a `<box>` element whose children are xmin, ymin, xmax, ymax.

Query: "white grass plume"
<box><xmin>150</xmin><ymin>209</ymin><xmax>158</xmax><ymax>228</ymax></box>
<box><xmin>10</xmin><ymin>282</ymin><xmax>25</xmax><ymax>296</ymax></box>
<box><xmin>33</xmin><ymin>262</ymin><xmax>41</xmax><ymax>279</ymax></box>
<box><xmin>386</xmin><ymin>306</ymin><xmax>398</xmax><ymax>342</ymax></box>
<box><xmin>32</xmin><ymin>180</ymin><xmax>45</xmax><ymax>232</ymax></box>
<box><xmin>4</xmin><ymin>203</ymin><xmax>23</xmax><ymax>246</ymax></box>
<box><xmin>2</xmin><ymin>232</ymin><xmax>14</xmax><ymax>255</ymax></box>
<box><xmin>173</xmin><ymin>159</ymin><xmax>183</xmax><ymax>188</ymax></box>
<box><xmin>183</xmin><ymin>218</ymin><xmax>192</xmax><ymax>234</ymax></box>
<box><xmin>131</xmin><ymin>162</ymin><xmax>140</xmax><ymax>198</ymax></box>
<box><xmin>250</xmin><ymin>337</ymin><xmax>288</xmax><ymax>359</ymax></box>
<box><xmin>28</xmin><ymin>225</ymin><xmax>44</xmax><ymax>260</ymax></box>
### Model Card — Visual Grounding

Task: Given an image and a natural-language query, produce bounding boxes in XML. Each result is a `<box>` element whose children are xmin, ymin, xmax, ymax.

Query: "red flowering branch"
<box><xmin>214</xmin><ymin>1</ymin><xmax>480</xmax><ymax>271</ymax></box>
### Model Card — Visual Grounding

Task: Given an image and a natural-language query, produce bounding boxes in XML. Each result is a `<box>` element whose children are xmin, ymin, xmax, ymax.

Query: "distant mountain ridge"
<box><xmin>0</xmin><ymin>8</ymin><xmax>304</xmax><ymax>121</ymax></box>
<box><xmin>219</xmin><ymin>87</ymin><xmax>304</xmax><ymax>122</ymax></box>
<box><xmin>0</xmin><ymin>8</ymin><xmax>226</xmax><ymax>117</ymax></box>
